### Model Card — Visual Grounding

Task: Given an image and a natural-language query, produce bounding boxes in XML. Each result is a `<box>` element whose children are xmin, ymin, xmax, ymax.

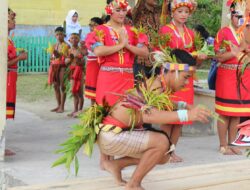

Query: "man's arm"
<box><xmin>142</xmin><ymin>106</ymin><xmax>211</xmax><ymax>125</ymax></box>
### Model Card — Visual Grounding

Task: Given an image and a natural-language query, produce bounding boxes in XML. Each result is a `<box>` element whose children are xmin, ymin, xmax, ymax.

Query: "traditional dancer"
<box><xmin>66</xmin><ymin>33</ymin><xmax>87</xmax><ymax>117</ymax></box>
<box><xmin>86</xmin><ymin>0</ymin><xmax>149</xmax><ymax>171</ymax></box>
<box><xmin>215</xmin><ymin>0</ymin><xmax>250</xmax><ymax>153</ymax></box>
<box><xmin>6</xmin><ymin>8</ymin><xmax>28</xmax><ymax>155</ymax></box>
<box><xmin>53</xmin><ymin>49</ymin><xmax>212</xmax><ymax>190</ymax></box>
<box><xmin>84</xmin><ymin>17</ymin><xmax>104</xmax><ymax>105</ymax></box>
<box><xmin>48</xmin><ymin>27</ymin><xmax>69</xmax><ymax>113</ymax></box>
<box><xmin>87</xmin><ymin>0</ymin><xmax>149</xmax><ymax>106</ymax></box>
<box><xmin>158</xmin><ymin>0</ymin><xmax>207</xmax><ymax>162</ymax></box>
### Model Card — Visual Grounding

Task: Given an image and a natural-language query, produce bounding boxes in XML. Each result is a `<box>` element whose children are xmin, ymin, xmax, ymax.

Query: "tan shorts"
<box><xmin>97</xmin><ymin>129</ymin><xmax>150</xmax><ymax>158</ymax></box>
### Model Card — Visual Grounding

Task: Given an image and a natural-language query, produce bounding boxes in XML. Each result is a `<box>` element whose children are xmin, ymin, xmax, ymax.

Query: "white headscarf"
<box><xmin>65</xmin><ymin>10</ymin><xmax>82</xmax><ymax>42</ymax></box>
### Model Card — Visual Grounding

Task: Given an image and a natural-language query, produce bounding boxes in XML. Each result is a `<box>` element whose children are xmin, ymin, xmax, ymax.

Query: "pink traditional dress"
<box><xmin>87</xmin><ymin>24</ymin><xmax>148</xmax><ymax>106</ymax></box>
<box><xmin>159</xmin><ymin>21</ymin><xmax>195</xmax><ymax>124</ymax></box>
<box><xmin>214</xmin><ymin>26</ymin><xmax>250</xmax><ymax>116</ymax></box>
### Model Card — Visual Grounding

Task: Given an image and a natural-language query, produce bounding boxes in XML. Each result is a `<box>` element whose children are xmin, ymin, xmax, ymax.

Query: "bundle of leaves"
<box><xmin>63</xmin><ymin>67</ymin><xmax>73</xmax><ymax>97</ymax></box>
<box><xmin>194</xmin><ymin>32</ymin><xmax>204</xmax><ymax>51</ymax></box>
<box><xmin>52</xmin><ymin>102</ymin><xmax>111</xmax><ymax>175</ymax></box>
<box><xmin>116</xmin><ymin>75</ymin><xmax>174</xmax><ymax>130</ymax></box>
<box><xmin>246</xmin><ymin>149</ymin><xmax>250</xmax><ymax>157</ymax></box>
<box><xmin>151</xmin><ymin>30</ymin><xmax>171</xmax><ymax>49</ymax></box>
<box><xmin>192</xmin><ymin>32</ymin><xmax>215</xmax><ymax>57</ymax></box>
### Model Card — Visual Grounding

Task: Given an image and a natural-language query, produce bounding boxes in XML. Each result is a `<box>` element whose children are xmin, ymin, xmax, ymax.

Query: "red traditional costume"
<box><xmin>87</xmin><ymin>24</ymin><xmax>148</xmax><ymax>106</ymax></box>
<box><xmin>6</xmin><ymin>38</ymin><xmax>18</xmax><ymax>119</ymax></box>
<box><xmin>47</xmin><ymin>42</ymin><xmax>69</xmax><ymax>85</ymax></box>
<box><xmin>159</xmin><ymin>22</ymin><xmax>195</xmax><ymax>124</ymax></box>
<box><xmin>84</xmin><ymin>32</ymin><xmax>100</xmax><ymax>100</ymax></box>
<box><xmin>69</xmin><ymin>51</ymin><xmax>84</xmax><ymax>95</ymax></box>
<box><xmin>214</xmin><ymin>26</ymin><xmax>250</xmax><ymax>116</ymax></box>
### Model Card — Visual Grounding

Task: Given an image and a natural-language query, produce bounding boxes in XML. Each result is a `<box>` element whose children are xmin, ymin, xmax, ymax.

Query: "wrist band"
<box><xmin>91</xmin><ymin>42</ymin><xmax>103</xmax><ymax>51</ymax></box>
<box><xmin>137</xmin><ymin>43</ymin><xmax>144</xmax><ymax>48</ymax></box>
<box><xmin>177</xmin><ymin>101</ymin><xmax>187</xmax><ymax>110</ymax></box>
<box><xmin>177</xmin><ymin>110</ymin><xmax>188</xmax><ymax>122</ymax></box>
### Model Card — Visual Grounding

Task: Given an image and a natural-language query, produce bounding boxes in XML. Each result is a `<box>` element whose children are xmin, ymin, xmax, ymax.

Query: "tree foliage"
<box><xmin>188</xmin><ymin>0</ymin><xmax>223</xmax><ymax>37</ymax></box>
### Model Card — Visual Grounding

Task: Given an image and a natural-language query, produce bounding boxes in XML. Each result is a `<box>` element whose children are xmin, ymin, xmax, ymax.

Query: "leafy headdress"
<box><xmin>150</xmin><ymin>48</ymin><xmax>196</xmax><ymax>78</ymax></box>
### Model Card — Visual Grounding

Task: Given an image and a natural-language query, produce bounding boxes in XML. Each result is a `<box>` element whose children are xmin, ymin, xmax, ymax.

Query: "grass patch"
<box><xmin>16</xmin><ymin>71</ymin><xmax>209</xmax><ymax>102</ymax></box>
<box><xmin>17</xmin><ymin>74</ymin><xmax>54</xmax><ymax>102</ymax></box>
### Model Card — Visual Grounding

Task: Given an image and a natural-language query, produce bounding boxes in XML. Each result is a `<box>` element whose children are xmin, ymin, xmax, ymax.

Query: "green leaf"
<box><xmin>52</xmin><ymin>155</ymin><xmax>67</xmax><ymax>168</ymax></box>
<box><xmin>75</xmin><ymin>156</ymin><xmax>79</xmax><ymax>176</ymax></box>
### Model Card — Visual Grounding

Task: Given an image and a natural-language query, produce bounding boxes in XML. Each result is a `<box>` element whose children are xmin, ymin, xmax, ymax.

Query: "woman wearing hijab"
<box><xmin>65</xmin><ymin>10</ymin><xmax>82</xmax><ymax>43</ymax></box>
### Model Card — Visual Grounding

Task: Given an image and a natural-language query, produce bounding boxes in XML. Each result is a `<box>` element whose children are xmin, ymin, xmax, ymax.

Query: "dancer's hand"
<box><xmin>65</xmin><ymin>58</ymin><xmax>71</xmax><ymax>65</ymax></box>
<box><xmin>18</xmin><ymin>52</ymin><xmax>28</xmax><ymax>61</ymax></box>
<box><xmin>197</xmin><ymin>53</ymin><xmax>207</xmax><ymax>60</ymax></box>
<box><xmin>118</xmin><ymin>29</ymin><xmax>128</xmax><ymax>47</ymax></box>
<box><xmin>186</xmin><ymin>104</ymin><xmax>194</xmax><ymax>110</ymax></box>
<box><xmin>188</xmin><ymin>106</ymin><xmax>211</xmax><ymax>123</ymax></box>
<box><xmin>80</xmin><ymin>41</ymin><xmax>88</xmax><ymax>56</ymax></box>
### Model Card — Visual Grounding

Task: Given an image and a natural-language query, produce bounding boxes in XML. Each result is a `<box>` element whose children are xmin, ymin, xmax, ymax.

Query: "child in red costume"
<box><xmin>48</xmin><ymin>27</ymin><xmax>70</xmax><ymax>113</ymax></box>
<box><xmin>66</xmin><ymin>33</ymin><xmax>87</xmax><ymax>117</ymax></box>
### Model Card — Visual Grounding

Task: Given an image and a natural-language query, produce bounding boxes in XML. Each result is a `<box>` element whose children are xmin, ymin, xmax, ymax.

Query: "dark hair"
<box><xmin>90</xmin><ymin>17</ymin><xmax>104</xmax><ymax>25</ymax></box>
<box><xmin>126</xmin><ymin>14</ymin><xmax>132</xmax><ymax>21</ymax></box>
<box><xmin>194</xmin><ymin>25</ymin><xmax>210</xmax><ymax>40</ymax></box>
<box><xmin>73</xmin><ymin>12</ymin><xmax>78</xmax><ymax>17</ymax></box>
<box><xmin>168</xmin><ymin>2</ymin><xmax>171</xmax><ymax>13</ymax></box>
<box><xmin>107</xmin><ymin>0</ymin><xmax>113</xmax><ymax>4</ymax></box>
<box><xmin>171</xmin><ymin>49</ymin><xmax>196</xmax><ymax>66</ymax></box>
<box><xmin>55</xmin><ymin>26</ymin><xmax>64</xmax><ymax>33</ymax></box>
<box><xmin>70</xmin><ymin>32</ymin><xmax>80</xmax><ymax>37</ymax></box>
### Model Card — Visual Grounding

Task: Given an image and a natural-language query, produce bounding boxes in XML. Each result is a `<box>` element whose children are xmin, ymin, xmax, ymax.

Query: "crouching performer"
<box><xmin>53</xmin><ymin>49</ymin><xmax>212</xmax><ymax>190</ymax></box>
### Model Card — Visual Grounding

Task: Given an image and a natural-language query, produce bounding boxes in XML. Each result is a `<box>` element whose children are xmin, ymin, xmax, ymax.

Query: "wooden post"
<box><xmin>0</xmin><ymin>0</ymin><xmax>8</xmax><ymax>161</ymax></box>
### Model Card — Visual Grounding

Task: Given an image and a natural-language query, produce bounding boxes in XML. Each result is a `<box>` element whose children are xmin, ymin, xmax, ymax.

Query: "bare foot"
<box><xmin>125</xmin><ymin>183</ymin><xmax>145</xmax><ymax>190</ymax></box>
<box><xmin>56</xmin><ymin>108</ymin><xmax>64</xmax><ymax>113</ymax></box>
<box><xmin>219</xmin><ymin>146</ymin><xmax>235</xmax><ymax>155</ymax></box>
<box><xmin>5</xmin><ymin>149</ymin><xmax>15</xmax><ymax>156</ymax></box>
<box><xmin>67</xmin><ymin>111</ymin><xmax>77</xmax><ymax>118</ymax></box>
<box><xmin>51</xmin><ymin>107</ymin><xmax>59</xmax><ymax>112</ymax></box>
<box><xmin>230</xmin><ymin>147</ymin><xmax>243</xmax><ymax>155</ymax></box>
<box><xmin>169</xmin><ymin>152</ymin><xmax>183</xmax><ymax>163</ymax></box>
<box><xmin>102</xmin><ymin>160</ymin><xmax>127</xmax><ymax>186</ymax></box>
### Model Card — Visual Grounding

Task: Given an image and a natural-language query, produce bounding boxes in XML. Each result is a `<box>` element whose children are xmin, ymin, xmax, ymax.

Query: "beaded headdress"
<box><xmin>171</xmin><ymin>0</ymin><xmax>197</xmax><ymax>13</ymax></box>
<box><xmin>105</xmin><ymin>0</ymin><xmax>129</xmax><ymax>15</ymax></box>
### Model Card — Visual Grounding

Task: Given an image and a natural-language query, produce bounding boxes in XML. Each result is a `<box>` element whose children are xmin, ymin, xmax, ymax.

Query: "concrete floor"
<box><xmin>0</xmin><ymin>99</ymin><xmax>249</xmax><ymax>189</ymax></box>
